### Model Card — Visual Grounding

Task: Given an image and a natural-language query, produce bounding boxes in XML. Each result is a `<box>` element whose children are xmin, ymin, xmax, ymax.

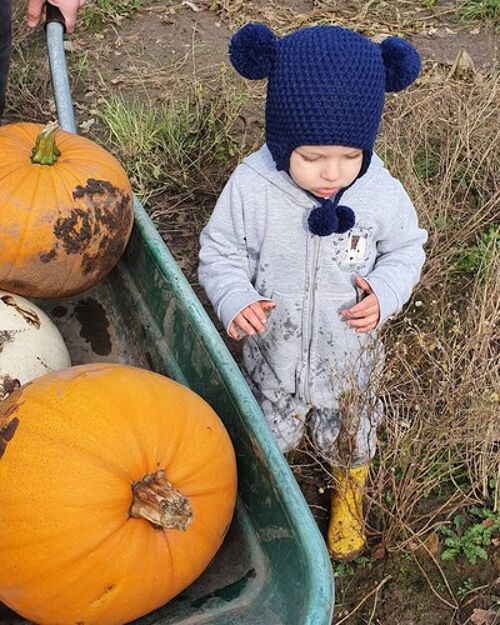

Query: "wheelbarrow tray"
<box><xmin>0</xmin><ymin>196</ymin><xmax>334</xmax><ymax>625</ymax></box>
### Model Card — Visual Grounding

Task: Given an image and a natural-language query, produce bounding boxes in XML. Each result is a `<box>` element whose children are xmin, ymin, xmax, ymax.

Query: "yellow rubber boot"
<box><xmin>328</xmin><ymin>465</ymin><xmax>369</xmax><ymax>561</ymax></box>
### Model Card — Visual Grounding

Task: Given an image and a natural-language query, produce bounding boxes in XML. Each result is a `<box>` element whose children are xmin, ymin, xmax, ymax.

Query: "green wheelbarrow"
<box><xmin>0</xmin><ymin>5</ymin><xmax>334</xmax><ymax>624</ymax></box>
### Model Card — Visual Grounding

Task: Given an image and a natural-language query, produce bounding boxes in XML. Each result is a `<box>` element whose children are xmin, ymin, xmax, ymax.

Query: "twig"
<box><xmin>411</xmin><ymin>553</ymin><xmax>458</xmax><ymax>611</ymax></box>
<box><xmin>367</xmin><ymin>579</ymin><xmax>383</xmax><ymax>625</ymax></box>
<box><xmin>355</xmin><ymin>0</ymin><xmax>378</xmax><ymax>20</ymax></box>
<box><xmin>461</xmin><ymin>581</ymin><xmax>498</xmax><ymax>608</ymax></box>
<box><xmin>334</xmin><ymin>575</ymin><xmax>392</xmax><ymax>625</ymax></box>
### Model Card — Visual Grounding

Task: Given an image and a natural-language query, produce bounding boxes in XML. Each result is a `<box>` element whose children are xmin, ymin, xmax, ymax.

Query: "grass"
<box><xmin>98</xmin><ymin>72</ymin><xmax>255</xmax><ymax>202</ymax></box>
<box><xmin>333</xmin><ymin>555</ymin><xmax>373</xmax><ymax>579</ymax></box>
<box><xmin>207</xmin><ymin>0</ymin><xmax>500</xmax><ymax>37</ymax></box>
<box><xmin>81</xmin><ymin>0</ymin><xmax>147</xmax><ymax>28</ymax></box>
<box><xmin>66</xmin><ymin>50</ymin><xmax>93</xmax><ymax>85</ymax></box>
<box><xmin>4</xmin><ymin>47</ymin><xmax>51</xmax><ymax>121</ymax></box>
<box><xmin>454</xmin><ymin>224</ymin><xmax>499</xmax><ymax>277</ymax></box>
<box><xmin>459</xmin><ymin>0</ymin><xmax>500</xmax><ymax>23</ymax></box>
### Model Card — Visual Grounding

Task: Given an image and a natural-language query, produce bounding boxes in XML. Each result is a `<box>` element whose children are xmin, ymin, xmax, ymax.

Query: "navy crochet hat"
<box><xmin>229</xmin><ymin>24</ymin><xmax>420</xmax><ymax>235</ymax></box>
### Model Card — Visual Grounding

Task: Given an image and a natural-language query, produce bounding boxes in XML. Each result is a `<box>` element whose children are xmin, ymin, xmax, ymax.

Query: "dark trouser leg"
<box><xmin>0</xmin><ymin>0</ymin><xmax>12</xmax><ymax>119</ymax></box>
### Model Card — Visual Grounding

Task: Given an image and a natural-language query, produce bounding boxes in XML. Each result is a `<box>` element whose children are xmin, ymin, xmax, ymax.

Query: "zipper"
<box><xmin>303</xmin><ymin>234</ymin><xmax>321</xmax><ymax>404</ymax></box>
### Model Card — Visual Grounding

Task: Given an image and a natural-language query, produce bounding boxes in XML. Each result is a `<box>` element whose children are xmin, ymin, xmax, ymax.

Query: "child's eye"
<box><xmin>300</xmin><ymin>154</ymin><xmax>320</xmax><ymax>162</ymax></box>
<box><xmin>345</xmin><ymin>152</ymin><xmax>362</xmax><ymax>160</ymax></box>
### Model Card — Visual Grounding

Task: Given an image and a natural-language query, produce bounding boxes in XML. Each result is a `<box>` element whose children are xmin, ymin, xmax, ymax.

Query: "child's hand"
<box><xmin>228</xmin><ymin>300</ymin><xmax>276</xmax><ymax>340</ymax></box>
<box><xmin>341</xmin><ymin>277</ymin><xmax>380</xmax><ymax>333</ymax></box>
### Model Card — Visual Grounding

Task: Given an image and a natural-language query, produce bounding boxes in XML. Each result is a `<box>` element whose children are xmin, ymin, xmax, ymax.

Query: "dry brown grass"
<box><xmin>372</xmin><ymin>69</ymin><xmax>499</xmax><ymax>547</ymax></box>
<box><xmin>6</xmin><ymin>3</ymin><xmax>51</xmax><ymax>121</ymax></box>
<box><xmin>293</xmin><ymin>71</ymin><xmax>499</xmax><ymax>563</ymax></box>
<box><xmin>205</xmin><ymin>0</ymin><xmax>473</xmax><ymax>36</ymax></box>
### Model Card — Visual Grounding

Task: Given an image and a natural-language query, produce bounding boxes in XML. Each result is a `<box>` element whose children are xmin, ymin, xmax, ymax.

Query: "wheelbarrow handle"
<box><xmin>45</xmin><ymin>2</ymin><xmax>66</xmax><ymax>33</ymax></box>
<box><xmin>45</xmin><ymin>1</ymin><xmax>77</xmax><ymax>133</ymax></box>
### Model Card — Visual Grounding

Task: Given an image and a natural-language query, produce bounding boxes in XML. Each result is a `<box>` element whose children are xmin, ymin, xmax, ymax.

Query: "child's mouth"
<box><xmin>313</xmin><ymin>187</ymin><xmax>339</xmax><ymax>197</ymax></box>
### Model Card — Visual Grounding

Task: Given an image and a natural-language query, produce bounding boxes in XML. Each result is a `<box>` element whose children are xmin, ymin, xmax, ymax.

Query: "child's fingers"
<box><xmin>259</xmin><ymin>300</ymin><xmax>276</xmax><ymax>311</ymax></box>
<box><xmin>260</xmin><ymin>299</ymin><xmax>276</xmax><ymax>307</ymax></box>
<box><xmin>343</xmin><ymin>302</ymin><xmax>379</xmax><ymax>319</ymax></box>
<box><xmin>345</xmin><ymin>313</ymin><xmax>379</xmax><ymax>329</ymax></box>
<box><xmin>229</xmin><ymin>301</ymin><xmax>275</xmax><ymax>340</ymax></box>
<box><xmin>355</xmin><ymin>276</ymin><xmax>373</xmax><ymax>293</ymax></box>
<box><xmin>353</xmin><ymin>321</ymin><xmax>378</xmax><ymax>334</ymax></box>
<box><xmin>242</xmin><ymin>307</ymin><xmax>267</xmax><ymax>333</ymax></box>
<box><xmin>235</xmin><ymin>308</ymin><xmax>268</xmax><ymax>335</ymax></box>
<box><xmin>350</xmin><ymin>293</ymin><xmax>377</xmax><ymax>311</ymax></box>
<box><xmin>342</xmin><ymin>294</ymin><xmax>378</xmax><ymax>317</ymax></box>
<box><xmin>233</xmin><ymin>313</ymin><xmax>257</xmax><ymax>336</ymax></box>
<box><xmin>228</xmin><ymin>322</ymin><xmax>240</xmax><ymax>340</ymax></box>
<box><xmin>248</xmin><ymin>302</ymin><xmax>269</xmax><ymax>324</ymax></box>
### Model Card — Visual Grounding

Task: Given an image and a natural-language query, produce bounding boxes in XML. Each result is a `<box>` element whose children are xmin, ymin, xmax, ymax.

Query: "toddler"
<box><xmin>199</xmin><ymin>23</ymin><xmax>427</xmax><ymax>560</ymax></box>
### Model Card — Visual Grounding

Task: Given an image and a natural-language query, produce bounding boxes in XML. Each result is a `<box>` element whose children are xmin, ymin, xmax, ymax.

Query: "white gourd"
<box><xmin>0</xmin><ymin>291</ymin><xmax>71</xmax><ymax>400</ymax></box>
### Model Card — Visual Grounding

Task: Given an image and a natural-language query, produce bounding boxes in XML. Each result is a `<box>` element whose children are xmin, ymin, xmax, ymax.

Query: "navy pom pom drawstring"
<box><xmin>307</xmin><ymin>189</ymin><xmax>356</xmax><ymax>237</ymax></box>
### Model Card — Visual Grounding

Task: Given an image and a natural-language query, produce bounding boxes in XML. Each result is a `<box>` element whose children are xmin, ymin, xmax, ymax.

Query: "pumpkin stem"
<box><xmin>129</xmin><ymin>469</ymin><xmax>193</xmax><ymax>531</ymax></box>
<box><xmin>31</xmin><ymin>121</ymin><xmax>61</xmax><ymax>165</ymax></box>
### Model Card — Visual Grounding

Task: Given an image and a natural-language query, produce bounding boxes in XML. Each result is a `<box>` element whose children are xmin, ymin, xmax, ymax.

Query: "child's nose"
<box><xmin>321</xmin><ymin>162</ymin><xmax>340</xmax><ymax>181</ymax></box>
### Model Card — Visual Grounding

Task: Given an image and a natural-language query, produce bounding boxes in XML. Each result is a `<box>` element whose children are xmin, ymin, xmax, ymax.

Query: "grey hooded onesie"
<box><xmin>199</xmin><ymin>145</ymin><xmax>427</xmax><ymax>464</ymax></box>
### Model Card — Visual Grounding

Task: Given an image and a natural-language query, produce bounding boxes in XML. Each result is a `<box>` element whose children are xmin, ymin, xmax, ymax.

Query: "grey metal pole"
<box><xmin>45</xmin><ymin>5</ymin><xmax>76</xmax><ymax>134</ymax></box>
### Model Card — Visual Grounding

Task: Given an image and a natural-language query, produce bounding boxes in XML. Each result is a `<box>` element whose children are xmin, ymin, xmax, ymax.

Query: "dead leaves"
<box><xmin>448</xmin><ymin>49</ymin><xmax>476</xmax><ymax>79</ymax></box>
<box><xmin>372</xmin><ymin>542</ymin><xmax>386</xmax><ymax>560</ymax></box>
<box><xmin>407</xmin><ymin>531</ymin><xmax>442</xmax><ymax>557</ymax></box>
<box><xmin>470</xmin><ymin>608</ymin><xmax>499</xmax><ymax>625</ymax></box>
<box><xmin>181</xmin><ymin>1</ymin><xmax>203</xmax><ymax>12</ymax></box>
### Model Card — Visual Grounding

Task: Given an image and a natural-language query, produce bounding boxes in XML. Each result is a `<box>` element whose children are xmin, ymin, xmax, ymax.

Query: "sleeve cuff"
<box><xmin>365</xmin><ymin>274</ymin><xmax>401</xmax><ymax>327</ymax></box>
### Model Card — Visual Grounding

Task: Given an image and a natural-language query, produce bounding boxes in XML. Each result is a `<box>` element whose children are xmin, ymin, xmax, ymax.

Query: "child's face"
<box><xmin>289</xmin><ymin>145</ymin><xmax>364</xmax><ymax>198</ymax></box>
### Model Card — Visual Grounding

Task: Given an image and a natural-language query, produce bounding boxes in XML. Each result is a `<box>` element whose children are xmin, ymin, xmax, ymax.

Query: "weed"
<box><xmin>66</xmin><ymin>50</ymin><xmax>92</xmax><ymax>85</ymax></box>
<box><xmin>412</xmin><ymin>149</ymin><xmax>439</xmax><ymax>182</ymax></box>
<box><xmin>4</xmin><ymin>47</ymin><xmax>51</xmax><ymax>122</ymax></box>
<box><xmin>454</xmin><ymin>224</ymin><xmax>499</xmax><ymax>276</ymax></box>
<box><xmin>82</xmin><ymin>0</ymin><xmax>146</xmax><ymax>27</ymax></box>
<box><xmin>438</xmin><ymin>507</ymin><xmax>500</xmax><ymax>564</ymax></box>
<box><xmin>333</xmin><ymin>555</ymin><xmax>372</xmax><ymax>578</ymax></box>
<box><xmin>457</xmin><ymin>577</ymin><xmax>475</xmax><ymax>597</ymax></box>
<box><xmin>459</xmin><ymin>0</ymin><xmax>500</xmax><ymax>24</ymax></box>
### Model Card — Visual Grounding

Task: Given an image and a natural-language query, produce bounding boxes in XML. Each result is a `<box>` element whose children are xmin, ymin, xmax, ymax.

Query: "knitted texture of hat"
<box><xmin>268</xmin><ymin>26</ymin><xmax>384</xmax><ymax>170</ymax></box>
<box><xmin>230</xmin><ymin>24</ymin><xmax>421</xmax><ymax>171</ymax></box>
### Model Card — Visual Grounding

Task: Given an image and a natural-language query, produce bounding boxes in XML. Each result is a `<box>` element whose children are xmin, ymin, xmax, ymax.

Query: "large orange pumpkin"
<box><xmin>0</xmin><ymin>363</ymin><xmax>237</xmax><ymax>625</ymax></box>
<box><xmin>0</xmin><ymin>122</ymin><xmax>134</xmax><ymax>298</ymax></box>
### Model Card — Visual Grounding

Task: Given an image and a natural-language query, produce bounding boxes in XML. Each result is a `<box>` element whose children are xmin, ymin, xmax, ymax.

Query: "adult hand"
<box><xmin>27</xmin><ymin>0</ymin><xmax>85</xmax><ymax>34</ymax></box>
<box><xmin>228</xmin><ymin>300</ymin><xmax>276</xmax><ymax>340</ymax></box>
<box><xmin>341</xmin><ymin>276</ymin><xmax>380</xmax><ymax>333</ymax></box>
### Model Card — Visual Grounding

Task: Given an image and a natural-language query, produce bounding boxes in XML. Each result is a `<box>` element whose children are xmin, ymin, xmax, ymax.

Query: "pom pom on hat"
<box><xmin>229</xmin><ymin>23</ymin><xmax>278</xmax><ymax>80</ymax></box>
<box><xmin>380</xmin><ymin>36</ymin><xmax>421</xmax><ymax>92</ymax></box>
<box><xmin>227</xmin><ymin>23</ymin><xmax>421</xmax><ymax>177</ymax></box>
